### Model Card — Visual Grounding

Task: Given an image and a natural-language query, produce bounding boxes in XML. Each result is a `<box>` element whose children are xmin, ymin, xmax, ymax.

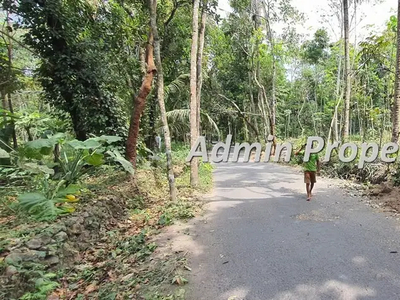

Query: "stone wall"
<box><xmin>1</xmin><ymin>195</ymin><xmax>127</xmax><ymax>298</ymax></box>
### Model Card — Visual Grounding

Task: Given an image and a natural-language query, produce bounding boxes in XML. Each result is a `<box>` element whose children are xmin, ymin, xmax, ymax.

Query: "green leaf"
<box><xmin>18</xmin><ymin>192</ymin><xmax>47</xmax><ymax>204</ymax></box>
<box><xmin>56</xmin><ymin>184</ymin><xmax>81</xmax><ymax>198</ymax></box>
<box><xmin>107</xmin><ymin>150</ymin><xmax>135</xmax><ymax>175</ymax></box>
<box><xmin>18</xmin><ymin>193</ymin><xmax>49</xmax><ymax>215</ymax></box>
<box><xmin>22</xmin><ymin>162</ymin><xmax>55</xmax><ymax>175</ymax></box>
<box><xmin>85</xmin><ymin>152</ymin><xmax>104</xmax><ymax>166</ymax></box>
<box><xmin>83</xmin><ymin>139</ymin><xmax>101</xmax><ymax>149</ymax></box>
<box><xmin>40</xmin><ymin>147</ymin><xmax>53</xmax><ymax>155</ymax></box>
<box><xmin>0</xmin><ymin>149</ymin><xmax>9</xmax><ymax>158</ymax></box>
<box><xmin>94</xmin><ymin>135</ymin><xmax>122</xmax><ymax>144</ymax></box>
<box><xmin>66</xmin><ymin>140</ymin><xmax>85</xmax><ymax>149</ymax></box>
<box><xmin>50</xmin><ymin>133</ymin><xmax>66</xmax><ymax>141</ymax></box>
<box><xmin>67</xmin><ymin>139</ymin><xmax>101</xmax><ymax>150</ymax></box>
<box><xmin>25</xmin><ymin>138</ymin><xmax>56</xmax><ymax>150</ymax></box>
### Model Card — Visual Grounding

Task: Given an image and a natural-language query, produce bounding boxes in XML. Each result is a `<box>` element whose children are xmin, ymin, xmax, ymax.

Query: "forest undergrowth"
<box><xmin>0</xmin><ymin>143</ymin><xmax>213</xmax><ymax>300</ymax></box>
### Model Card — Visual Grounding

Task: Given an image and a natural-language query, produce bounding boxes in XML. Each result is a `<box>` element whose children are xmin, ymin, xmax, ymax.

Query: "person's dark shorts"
<box><xmin>304</xmin><ymin>171</ymin><xmax>316</xmax><ymax>184</ymax></box>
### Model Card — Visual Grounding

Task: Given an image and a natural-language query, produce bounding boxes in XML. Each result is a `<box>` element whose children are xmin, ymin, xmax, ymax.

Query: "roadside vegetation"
<box><xmin>1</xmin><ymin>141</ymin><xmax>213</xmax><ymax>299</ymax></box>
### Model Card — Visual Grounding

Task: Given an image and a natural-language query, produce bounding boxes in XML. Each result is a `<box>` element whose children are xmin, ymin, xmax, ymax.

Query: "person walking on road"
<box><xmin>295</xmin><ymin>144</ymin><xmax>321</xmax><ymax>201</ymax></box>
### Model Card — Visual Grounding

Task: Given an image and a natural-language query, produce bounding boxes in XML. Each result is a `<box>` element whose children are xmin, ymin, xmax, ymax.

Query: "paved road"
<box><xmin>185</xmin><ymin>162</ymin><xmax>400</xmax><ymax>300</ymax></box>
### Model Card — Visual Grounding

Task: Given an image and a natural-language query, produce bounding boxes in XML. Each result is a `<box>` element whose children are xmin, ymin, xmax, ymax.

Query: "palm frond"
<box><xmin>156</xmin><ymin>109</ymin><xmax>220</xmax><ymax>138</ymax></box>
<box><xmin>165</xmin><ymin>109</ymin><xmax>190</xmax><ymax>124</ymax></box>
<box><xmin>202</xmin><ymin>111</ymin><xmax>220</xmax><ymax>139</ymax></box>
<box><xmin>165</xmin><ymin>74</ymin><xmax>190</xmax><ymax>99</ymax></box>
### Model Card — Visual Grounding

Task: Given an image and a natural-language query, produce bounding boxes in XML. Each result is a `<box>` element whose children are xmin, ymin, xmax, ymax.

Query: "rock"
<box><xmin>54</xmin><ymin>231</ymin><xmax>68</xmax><ymax>243</ymax></box>
<box><xmin>4</xmin><ymin>249</ymin><xmax>44</xmax><ymax>265</ymax></box>
<box><xmin>62</xmin><ymin>242</ymin><xmax>79</xmax><ymax>257</ymax></box>
<box><xmin>5</xmin><ymin>238</ymin><xmax>22</xmax><ymax>251</ymax></box>
<box><xmin>369</xmin><ymin>188</ymin><xmax>380</xmax><ymax>196</ymax></box>
<box><xmin>5</xmin><ymin>265</ymin><xmax>18</xmax><ymax>276</ymax></box>
<box><xmin>42</xmin><ymin>224</ymin><xmax>66</xmax><ymax>236</ymax></box>
<box><xmin>381</xmin><ymin>185</ymin><xmax>393</xmax><ymax>194</ymax></box>
<box><xmin>26</xmin><ymin>238</ymin><xmax>42</xmax><ymax>250</ymax></box>
<box><xmin>5</xmin><ymin>251</ymin><xmax>23</xmax><ymax>265</ymax></box>
<box><xmin>44</xmin><ymin>255</ymin><xmax>59</xmax><ymax>266</ymax></box>
<box><xmin>39</xmin><ymin>234</ymin><xmax>54</xmax><ymax>245</ymax></box>
<box><xmin>86</xmin><ymin>221</ymin><xmax>100</xmax><ymax>231</ymax></box>
<box><xmin>46</xmin><ymin>244</ymin><xmax>58</xmax><ymax>256</ymax></box>
<box><xmin>64</xmin><ymin>217</ymin><xmax>81</xmax><ymax>227</ymax></box>
<box><xmin>69</xmin><ymin>223</ymin><xmax>84</xmax><ymax>235</ymax></box>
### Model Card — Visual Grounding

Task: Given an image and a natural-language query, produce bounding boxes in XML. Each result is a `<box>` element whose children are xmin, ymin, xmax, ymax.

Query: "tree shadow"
<box><xmin>181</xmin><ymin>162</ymin><xmax>400</xmax><ymax>300</ymax></box>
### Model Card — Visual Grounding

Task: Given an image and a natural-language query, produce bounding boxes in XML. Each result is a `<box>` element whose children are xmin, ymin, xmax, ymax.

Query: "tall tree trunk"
<box><xmin>341</xmin><ymin>0</ymin><xmax>351</xmax><ymax>140</ymax></box>
<box><xmin>190</xmin><ymin>0</ymin><xmax>200</xmax><ymax>187</ymax></box>
<box><xmin>249</xmin><ymin>73</ymin><xmax>259</xmax><ymax>141</ymax></box>
<box><xmin>262</xmin><ymin>1</ymin><xmax>277</xmax><ymax>152</ymax></box>
<box><xmin>150</xmin><ymin>0</ymin><xmax>177</xmax><ymax>201</ymax></box>
<box><xmin>5</xmin><ymin>11</ymin><xmax>17</xmax><ymax>149</ymax></box>
<box><xmin>126</xmin><ymin>28</ymin><xmax>156</xmax><ymax>168</ymax></box>
<box><xmin>196</xmin><ymin>2</ymin><xmax>207</xmax><ymax>137</ymax></box>
<box><xmin>392</xmin><ymin>0</ymin><xmax>400</xmax><ymax>143</ymax></box>
<box><xmin>250</xmin><ymin>5</ymin><xmax>260</xmax><ymax>142</ymax></box>
<box><xmin>328</xmin><ymin>51</ymin><xmax>342</xmax><ymax>143</ymax></box>
<box><xmin>270</xmin><ymin>59</ymin><xmax>277</xmax><ymax>152</ymax></box>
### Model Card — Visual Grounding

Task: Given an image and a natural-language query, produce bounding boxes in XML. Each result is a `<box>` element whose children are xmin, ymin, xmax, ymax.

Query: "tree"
<box><xmin>12</xmin><ymin>0</ymin><xmax>128</xmax><ymax>141</ymax></box>
<box><xmin>262</xmin><ymin>0</ymin><xmax>277</xmax><ymax>153</ymax></box>
<box><xmin>341</xmin><ymin>0</ymin><xmax>351</xmax><ymax>140</ymax></box>
<box><xmin>392</xmin><ymin>1</ymin><xmax>400</xmax><ymax>143</ymax></box>
<box><xmin>196</xmin><ymin>0</ymin><xmax>207</xmax><ymax>137</ymax></box>
<box><xmin>150</xmin><ymin>0</ymin><xmax>177</xmax><ymax>200</ymax></box>
<box><xmin>190</xmin><ymin>0</ymin><xmax>200</xmax><ymax>187</ymax></box>
<box><xmin>2</xmin><ymin>9</ymin><xmax>18</xmax><ymax>148</ymax></box>
<box><xmin>126</xmin><ymin>26</ymin><xmax>156</xmax><ymax>168</ymax></box>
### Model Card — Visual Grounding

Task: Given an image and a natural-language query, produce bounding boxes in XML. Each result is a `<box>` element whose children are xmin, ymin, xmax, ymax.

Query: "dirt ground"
<box><xmin>366</xmin><ymin>182</ymin><xmax>400</xmax><ymax>213</ymax></box>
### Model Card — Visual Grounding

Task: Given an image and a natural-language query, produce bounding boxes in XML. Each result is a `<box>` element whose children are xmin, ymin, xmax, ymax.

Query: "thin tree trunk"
<box><xmin>391</xmin><ymin>0</ymin><xmax>400</xmax><ymax>143</ymax></box>
<box><xmin>341</xmin><ymin>0</ymin><xmax>351</xmax><ymax>140</ymax></box>
<box><xmin>126</xmin><ymin>27</ymin><xmax>156</xmax><ymax>168</ymax></box>
<box><xmin>190</xmin><ymin>0</ymin><xmax>200</xmax><ymax>187</ymax></box>
<box><xmin>1</xmin><ymin>90</ymin><xmax>7</xmax><ymax>124</ymax></box>
<box><xmin>5</xmin><ymin>93</ymin><xmax>17</xmax><ymax>148</ymax></box>
<box><xmin>5</xmin><ymin>11</ymin><xmax>17</xmax><ymax>149</ymax></box>
<box><xmin>255</xmin><ymin>43</ymin><xmax>269</xmax><ymax>141</ymax></box>
<box><xmin>150</xmin><ymin>0</ymin><xmax>177</xmax><ymax>201</ymax></box>
<box><xmin>328</xmin><ymin>52</ymin><xmax>342</xmax><ymax>143</ymax></box>
<box><xmin>250</xmin><ymin>2</ymin><xmax>261</xmax><ymax>142</ymax></box>
<box><xmin>196</xmin><ymin>2</ymin><xmax>207</xmax><ymax>137</ymax></box>
<box><xmin>270</xmin><ymin>59</ymin><xmax>277</xmax><ymax>151</ymax></box>
<box><xmin>248</xmin><ymin>72</ymin><xmax>259</xmax><ymax>141</ymax></box>
<box><xmin>254</xmin><ymin>72</ymin><xmax>270</xmax><ymax>140</ymax></box>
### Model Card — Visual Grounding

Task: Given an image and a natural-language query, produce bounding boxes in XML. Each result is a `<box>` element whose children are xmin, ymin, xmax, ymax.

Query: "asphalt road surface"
<box><xmin>185</xmin><ymin>162</ymin><xmax>400</xmax><ymax>300</ymax></box>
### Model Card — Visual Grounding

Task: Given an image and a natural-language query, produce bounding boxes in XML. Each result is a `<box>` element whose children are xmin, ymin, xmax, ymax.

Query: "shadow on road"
<box><xmin>178</xmin><ymin>162</ymin><xmax>400</xmax><ymax>300</ymax></box>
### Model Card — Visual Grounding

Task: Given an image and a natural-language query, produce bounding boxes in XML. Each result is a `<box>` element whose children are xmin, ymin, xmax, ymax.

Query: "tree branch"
<box><xmin>218</xmin><ymin>94</ymin><xmax>260</xmax><ymax>138</ymax></box>
<box><xmin>0</xmin><ymin>30</ymin><xmax>36</xmax><ymax>56</ymax></box>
